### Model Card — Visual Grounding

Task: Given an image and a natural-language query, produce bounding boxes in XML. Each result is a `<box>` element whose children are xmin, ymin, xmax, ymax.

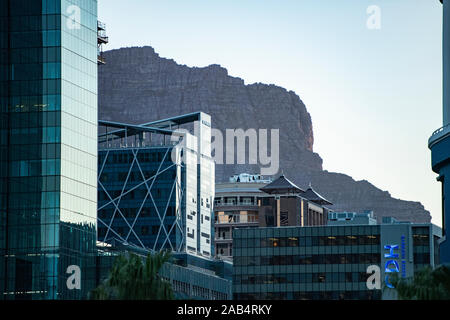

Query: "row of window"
<box><xmin>234</xmin><ymin>226</ymin><xmax>380</xmax><ymax>239</ymax></box>
<box><xmin>98</xmin><ymin>207</ymin><xmax>177</xmax><ymax>219</ymax></box>
<box><xmin>99</xmin><ymin>170</ymin><xmax>176</xmax><ymax>184</ymax></box>
<box><xmin>9</xmin><ymin>111</ymin><xmax>61</xmax><ymax>129</ymax></box>
<box><xmin>9</xmin><ymin>79</ymin><xmax>62</xmax><ymax>96</ymax></box>
<box><xmin>98</xmin><ymin>188</ymin><xmax>175</xmax><ymax>201</ymax></box>
<box><xmin>99</xmin><ymin>151</ymin><xmax>170</xmax><ymax>165</ymax></box>
<box><xmin>12</xmin><ymin>62</ymin><xmax>61</xmax><ymax>81</ymax></box>
<box><xmin>7</xmin><ymin>94</ymin><xmax>60</xmax><ymax>112</ymax></box>
<box><xmin>7</xmin><ymin>47</ymin><xmax>61</xmax><ymax>64</ymax></box>
<box><xmin>234</xmin><ymin>234</ymin><xmax>380</xmax><ymax>248</ymax></box>
<box><xmin>98</xmin><ymin>225</ymin><xmax>175</xmax><ymax>238</ymax></box>
<box><xmin>10</xmin><ymin>30</ymin><xmax>61</xmax><ymax>49</ymax></box>
<box><xmin>234</xmin><ymin>253</ymin><xmax>381</xmax><ymax>267</ymax></box>
<box><xmin>234</xmin><ymin>290</ymin><xmax>381</xmax><ymax>300</ymax></box>
<box><xmin>8</xmin><ymin>14</ymin><xmax>61</xmax><ymax>32</ymax></box>
<box><xmin>234</xmin><ymin>271</ymin><xmax>371</xmax><ymax>285</ymax></box>
<box><xmin>412</xmin><ymin>234</ymin><xmax>430</xmax><ymax>246</ymax></box>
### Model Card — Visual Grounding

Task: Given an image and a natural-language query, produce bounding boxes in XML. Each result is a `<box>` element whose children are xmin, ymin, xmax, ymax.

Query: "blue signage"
<box><xmin>384</xmin><ymin>235</ymin><xmax>407</xmax><ymax>289</ymax></box>
<box><xmin>384</xmin><ymin>244</ymin><xmax>399</xmax><ymax>288</ymax></box>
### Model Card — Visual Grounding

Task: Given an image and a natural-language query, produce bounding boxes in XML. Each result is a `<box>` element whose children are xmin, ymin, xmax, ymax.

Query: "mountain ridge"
<box><xmin>98</xmin><ymin>46</ymin><xmax>431</xmax><ymax>223</ymax></box>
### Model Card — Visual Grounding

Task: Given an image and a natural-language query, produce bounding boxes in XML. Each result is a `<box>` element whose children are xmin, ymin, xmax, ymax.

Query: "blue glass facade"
<box><xmin>0</xmin><ymin>0</ymin><xmax>98</xmax><ymax>299</ymax></box>
<box><xmin>97</xmin><ymin>117</ymin><xmax>215</xmax><ymax>257</ymax></box>
<box><xmin>97</xmin><ymin>147</ymin><xmax>184</xmax><ymax>251</ymax></box>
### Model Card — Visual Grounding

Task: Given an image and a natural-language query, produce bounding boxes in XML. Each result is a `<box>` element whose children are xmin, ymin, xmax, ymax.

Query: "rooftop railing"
<box><xmin>429</xmin><ymin>123</ymin><xmax>450</xmax><ymax>148</ymax></box>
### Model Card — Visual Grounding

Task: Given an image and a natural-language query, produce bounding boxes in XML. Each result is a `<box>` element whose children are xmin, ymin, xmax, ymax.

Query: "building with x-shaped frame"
<box><xmin>97</xmin><ymin>112</ymin><xmax>215</xmax><ymax>258</ymax></box>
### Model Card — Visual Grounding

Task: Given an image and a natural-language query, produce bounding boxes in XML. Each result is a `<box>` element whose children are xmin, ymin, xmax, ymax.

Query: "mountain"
<box><xmin>98</xmin><ymin>46</ymin><xmax>431</xmax><ymax>223</ymax></box>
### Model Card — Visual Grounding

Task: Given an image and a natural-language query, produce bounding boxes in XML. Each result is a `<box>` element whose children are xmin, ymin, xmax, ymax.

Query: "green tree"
<box><xmin>90</xmin><ymin>251</ymin><xmax>174</xmax><ymax>300</ymax></box>
<box><xmin>389</xmin><ymin>265</ymin><xmax>450</xmax><ymax>300</ymax></box>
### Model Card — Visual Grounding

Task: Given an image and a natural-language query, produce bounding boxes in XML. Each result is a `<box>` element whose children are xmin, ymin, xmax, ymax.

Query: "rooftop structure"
<box><xmin>328</xmin><ymin>211</ymin><xmax>377</xmax><ymax>226</ymax></box>
<box><xmin>259</xmin><ymin>175</ymin><xmax>305</xmax><ymax>195</ymax></box>
<box><xmin>229</xmin><ymin>173</ymin><xmax>272</xmax><ymax>183</ymax></box>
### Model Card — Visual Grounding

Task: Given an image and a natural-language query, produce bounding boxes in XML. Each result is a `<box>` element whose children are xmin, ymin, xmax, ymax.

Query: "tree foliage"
<box><xmin>90</xmin><ymin>251</ymin><xmax>174</xmax><ymax>300</ymax></box>
<box><xmin>390</xmin><ymin>265</ymin><xmax>450</xmax><ymax>300</ymax></box>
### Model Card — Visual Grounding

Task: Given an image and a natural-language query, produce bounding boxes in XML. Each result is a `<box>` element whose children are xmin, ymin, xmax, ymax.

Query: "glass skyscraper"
<box><xmin>0</xmin><ymin>0</ymin><xmax>98</xmax><ymax>299</ymax></box>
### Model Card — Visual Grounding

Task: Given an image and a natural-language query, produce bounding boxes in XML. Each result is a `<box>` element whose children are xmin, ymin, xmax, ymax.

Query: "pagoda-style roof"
<box><xmin>259</xmin><ymin>175</ymin><xmax>305</xmax><ymax>195</ymax></box>
<box><xmin>304</xmin><ymin>184</ymin><xmax>333</xmax><ymax>205</ymax></box>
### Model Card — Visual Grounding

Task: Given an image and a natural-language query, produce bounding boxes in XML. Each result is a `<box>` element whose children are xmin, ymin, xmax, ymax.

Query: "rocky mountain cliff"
<box><xmin>98</xmin><ymin>46</ymin><xmax>431</xmax><ymax>223</ymax></box>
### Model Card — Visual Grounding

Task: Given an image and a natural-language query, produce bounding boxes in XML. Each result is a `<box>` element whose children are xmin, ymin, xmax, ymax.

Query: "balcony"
<box><xmin>214</xmin><ymin>201</ymin><xmax>257</xmax><ymax>208</ymax></box>
<box><xmin>214</xmin><ymin>236</ymin><xmax>232</xmax><ymax>242</ymax></box>
<box><xmin>215</xmin><ymin>214</ymin><xmax>259</xmax><ymax>225</ymax></box>
<box><xmin>429</xmin><ymin>123</ymin><xmax>450</xmax><ymax>148</ymax></box>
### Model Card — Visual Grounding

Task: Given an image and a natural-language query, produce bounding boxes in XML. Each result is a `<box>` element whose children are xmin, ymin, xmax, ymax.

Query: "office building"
<box><xmin>97</xmin><ymin>112</ymin><xmax>215</xmax><ymax>257</ymax></box>
<box><xmin>214</xmin><ymin>174</ymin><xmax>332</xmax><ymax>261</ymax></box>
<box><xmin>429</xmin><ymin>0</ymin><xmax>450</xmax><ymax>264</ymax></box>
<box><xmin>232</xmin><ymin>212</ymin><xmax>441</xmax><ymax>300</ymax></box>
<box><xmin>214</xmin><ymin>174</ymin><xmax>270</xmax><ymax>260</ymax></box>
<box><xmin>0</xmin><ymin>0</ymin><xmax>103</xmax><ymax>299</ymax></box>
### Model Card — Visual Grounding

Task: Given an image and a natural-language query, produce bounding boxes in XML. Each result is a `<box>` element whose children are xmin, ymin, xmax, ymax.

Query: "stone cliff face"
<box><xmin>98</xmin><ymin>46</ymin><xmax>431</xmax><ymax>223</ymax></box>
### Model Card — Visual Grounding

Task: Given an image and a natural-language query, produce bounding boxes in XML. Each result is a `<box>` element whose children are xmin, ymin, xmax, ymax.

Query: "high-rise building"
<box><xmin>97</xmin><ymin>112</ymin><xmax>215</xmax><ymax>257</ymax></box>
<box><xmin>429</xmin><ymin>0</ymin><xmax>450</xmax><ymax>265</ymax></box>
<box><xmin>0</xmin><ymin>0</ymin><xmax>99</xmax><ymax>299</ymax></box>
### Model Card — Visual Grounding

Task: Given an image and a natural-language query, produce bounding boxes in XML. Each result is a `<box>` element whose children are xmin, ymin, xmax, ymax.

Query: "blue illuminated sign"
<box><xmin>384</xmin><ymin>235</ymin><xmax>407</xmax><ymax>289</ymax></box>
<box><xmin>384</xmin><ymin>244</ymin><xmax>399</xmax><ymax>288</ymax></box>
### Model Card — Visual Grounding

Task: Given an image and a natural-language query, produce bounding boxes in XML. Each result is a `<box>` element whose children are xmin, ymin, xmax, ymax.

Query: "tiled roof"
<box><xmin>259</xmin><ymin>175</ymin><xmax>305</xmax><ymax>195</ymax></box>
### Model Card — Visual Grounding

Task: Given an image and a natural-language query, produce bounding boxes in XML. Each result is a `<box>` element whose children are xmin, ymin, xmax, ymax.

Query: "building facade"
<box><xmin>429</xmin><ymin>0</ymin><xmax>450</xmax><ymax>265</ymax></box>
<box><xmin>214</xmin><ymin>174</ymin><xmax>332</xmax><ymax>261</ymax></box>
<box><xmin>214</xmin><ymin>174</ymin><xmax>270</xmax><ymax>260</ymax></box>
<box><xmin>258</xmin><ymin>176</ymin><xmax>332</xmax><ymax>228</ymax></box>
<box><xmin>98</xmin><ymin>112</ymin><xmax>215</xmax><ymax>258</ymax></box>
<box><xmin>232</xmin><ymin>216</ymin><xmax>441</xmax><ymax>300</ymax></box>
<box><xmin>1</xmin><ymin>0</ymin><xmax>99</xmax><ymax>299</ymax></box>
<box><xmin>98</xmin><ymin>147</ymin><xmax>185</xmax><ymax>252</ymax></box>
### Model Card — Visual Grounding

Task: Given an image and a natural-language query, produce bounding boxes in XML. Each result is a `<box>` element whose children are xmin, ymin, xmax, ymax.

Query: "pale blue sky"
<box><xmin>98</xmin><ymin>0</ymin><xmax>444</xmax><ymax>226</ymax></box>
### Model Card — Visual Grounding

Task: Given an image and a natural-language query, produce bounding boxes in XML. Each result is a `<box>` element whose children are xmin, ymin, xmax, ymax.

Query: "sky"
<box><xmin>98</xmin><ymin>0</ymin><xmax>444</xmax><ymax>226</ymax></box>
